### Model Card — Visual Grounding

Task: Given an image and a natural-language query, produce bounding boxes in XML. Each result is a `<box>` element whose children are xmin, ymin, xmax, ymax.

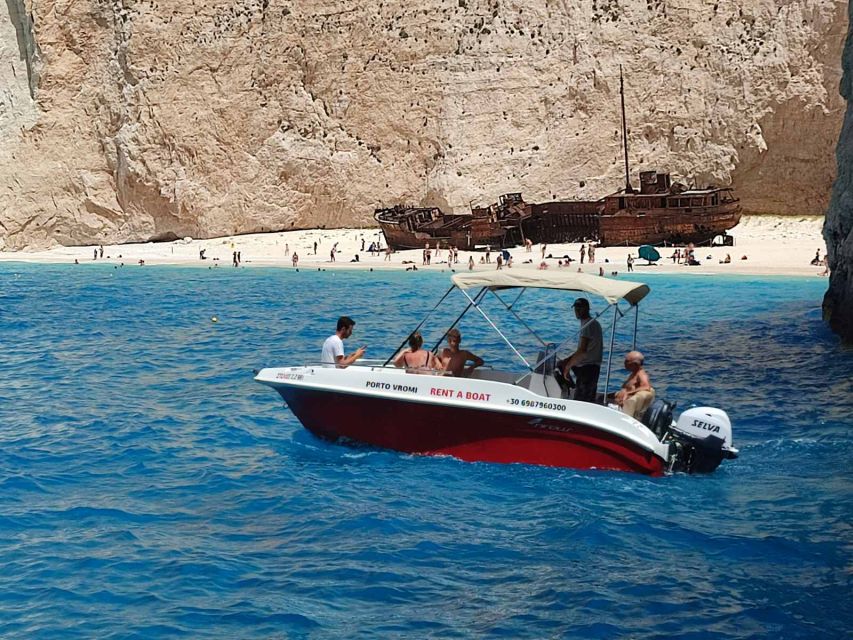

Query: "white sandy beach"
<box><xmin>0</xmin><ymin>215</ymin><xmax>828</xmax><ymax>278</ymax></box>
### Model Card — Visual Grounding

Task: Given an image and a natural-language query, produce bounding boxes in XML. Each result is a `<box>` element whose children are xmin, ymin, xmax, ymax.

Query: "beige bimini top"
<box><xmin>450</xmin><ymin>271</ymin><xmax>650</xmax><ymax>306</ymax></box>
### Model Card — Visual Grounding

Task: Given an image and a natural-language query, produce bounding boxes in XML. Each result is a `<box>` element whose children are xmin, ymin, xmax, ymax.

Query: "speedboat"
<box><xmin>255</xmin><ymin>271</ymin><xmax>738</xmax><ymax>476</ymax></box>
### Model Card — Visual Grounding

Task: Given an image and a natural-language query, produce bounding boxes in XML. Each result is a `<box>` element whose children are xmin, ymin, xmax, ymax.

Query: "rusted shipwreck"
<box><xmin>374</xmin><ymin>194</ymin><xmax>529</xmax><ymax>251</ymax></box>
<box><xmin>376</xmin><ymin>67</ymin><xmax>741</xmax><ymax>251</ymax></box>
<box><xmin>375</xmin><ymin>171</ymin><xmax>742</xmax><ymax>250</ymax></box>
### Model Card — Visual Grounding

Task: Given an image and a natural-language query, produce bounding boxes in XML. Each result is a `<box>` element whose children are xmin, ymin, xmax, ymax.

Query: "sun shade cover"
<box><xmin>450</xmin><ymin>271</ymin><xmax>650</xmax><ymax>305</ymax></box>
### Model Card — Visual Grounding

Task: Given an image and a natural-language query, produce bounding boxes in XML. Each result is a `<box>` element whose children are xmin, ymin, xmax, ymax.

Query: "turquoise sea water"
<box><xmin>0</xmin><ymin>263</ymin><xmax>850</xmax><ymax>639</ymax></box>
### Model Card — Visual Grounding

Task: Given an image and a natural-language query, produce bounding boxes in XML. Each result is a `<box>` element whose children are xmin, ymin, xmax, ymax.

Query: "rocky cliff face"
<box><xmin>0</xmin><ymin>0</ymin><xmax>847</xmax><ymax>250</ymax></box>
<box><xmin>823</xmin><ymin>5</ymin><xmax>852</xmax><ymax>343</ymax></box>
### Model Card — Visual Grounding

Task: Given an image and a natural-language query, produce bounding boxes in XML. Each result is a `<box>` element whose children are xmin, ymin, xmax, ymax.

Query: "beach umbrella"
<box><xmin>638</xmin><ymin>245</ymin><xmax>661</xmax><ymax>264</ymax></box>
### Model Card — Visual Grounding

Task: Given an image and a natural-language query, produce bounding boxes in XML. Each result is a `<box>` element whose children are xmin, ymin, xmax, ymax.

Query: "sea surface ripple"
<box><xmin>0</xmin><ymin>263</ymin><xmax>850</xmax><ymax>639</ymax></box>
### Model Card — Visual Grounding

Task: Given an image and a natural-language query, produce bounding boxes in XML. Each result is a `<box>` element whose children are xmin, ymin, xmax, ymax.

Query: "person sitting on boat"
<box><xmin>614</xmin><ymin>351</ymin><xmax>655</xmax><ymax>420</ymax></box>
<box><xmin>321</xmin><ymin>316</ymin><xmax>366</xmax><ymax>368</ymax></box>
<box><xmin>394</xmin><ymin>332</ymin><xmax>441</xmax><ymax>374</ymax></box>
<box><xmin>557</xmin><ymin>298</ymin><xmax>603</xmax><ymax>403</ymax></box>
<box><xmin>439</xmin><ymin>328</ymin><xmax>484</xmax><ymax>378</ymax></box>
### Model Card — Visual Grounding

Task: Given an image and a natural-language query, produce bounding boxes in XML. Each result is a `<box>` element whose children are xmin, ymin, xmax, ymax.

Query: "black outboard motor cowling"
<box><xmin>667</xmin><ymin>433</ymin><xmax>737</xmax><ymax>474</ymax></box>
<box><xmin>641</xmin><ymin>398</ymin><xmax>676</xmax><ymax>439</ymax></box>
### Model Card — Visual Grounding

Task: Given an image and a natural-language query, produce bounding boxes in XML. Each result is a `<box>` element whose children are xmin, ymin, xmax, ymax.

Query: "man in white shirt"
<box><xmin>321</xmin><ymin>316</ymin><xmax>366</xmax><ymax>367</ymax></box>
<box><xmin>558</xmin><ymin>298</ymin><xmax>603</xmax><ymax>403</ymax></box>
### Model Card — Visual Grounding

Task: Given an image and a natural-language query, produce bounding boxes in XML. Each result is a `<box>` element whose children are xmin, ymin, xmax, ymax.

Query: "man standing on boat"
<box><xmin>321</xmin><ymin>316</ymin><xmax>366</xmax><ymax>368</ymax></box>
<box><xmin>559</xmin><ymin>298</ymin><xmax>603</xmax><ymax>403</ymax></box>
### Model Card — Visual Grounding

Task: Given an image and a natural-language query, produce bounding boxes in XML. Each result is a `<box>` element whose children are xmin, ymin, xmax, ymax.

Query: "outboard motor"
<box><xmin>641</xmin><ymin>398</ymin><xmax>677</xmax><ymax>439</ymax></box>
<box><xmin>667</xmin><ymin>407</ymin><xmax>738</xmax><ymax>474</ymax></box>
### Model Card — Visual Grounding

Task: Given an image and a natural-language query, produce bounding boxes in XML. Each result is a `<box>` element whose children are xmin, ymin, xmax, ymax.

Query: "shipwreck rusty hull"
<box><xmin>377</xmin><ymin>223</ymin><xmax>523</xmax><ymax>250</ymax></box>
<box><xmin>376</xmin><ymin>176</ymin><xmax>742</xmax><ymax>250</ymax></box>
<box><xmin>376</xmin><ymin>201</ymin><xmax>528</xmax><ymax>250</ymax></box>
<box><xmin>598</xmin><ymin>203</ymin><xmax>742</xmax><ymax>246</ymax></box>
<box><xmin>523</xmin><ymin>201</ymin><xmax>602</xmax><ymax>244</ymax></box>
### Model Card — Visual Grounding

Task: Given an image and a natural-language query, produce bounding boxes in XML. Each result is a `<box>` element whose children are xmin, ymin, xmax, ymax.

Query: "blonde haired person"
<box><xmin>394</xmin><ymin>332</ymin><xmax>441</xmax><ymax>374</ymax></box>
<box><xmin>615</xmin><ymin>351</ymin><xmax>655</xmax><ymax>419</ymax></box>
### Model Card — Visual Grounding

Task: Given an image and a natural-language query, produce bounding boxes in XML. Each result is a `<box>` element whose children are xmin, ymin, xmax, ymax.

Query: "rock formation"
<box><xmin>823</xmin><ymin>5</ymin><xmax>852</xmax><ymax>343</ymax></box>
<box><xmin>0</xmin><ymin>0</ymin><xmax>847</xmax><ymax>250</ymax></box>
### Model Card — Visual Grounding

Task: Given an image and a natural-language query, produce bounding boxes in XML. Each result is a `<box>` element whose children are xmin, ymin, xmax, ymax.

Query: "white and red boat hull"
<box><xmin>256</xmin><ymin>366</ymin><xmax>669</xmax><ymax>476</ymax></box>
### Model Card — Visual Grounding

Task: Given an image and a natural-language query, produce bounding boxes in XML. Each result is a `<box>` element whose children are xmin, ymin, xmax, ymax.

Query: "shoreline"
<box><xmin>0</xmin><ymin>215</ymin><xmax>829</xmax><ymax>278</ymax></box>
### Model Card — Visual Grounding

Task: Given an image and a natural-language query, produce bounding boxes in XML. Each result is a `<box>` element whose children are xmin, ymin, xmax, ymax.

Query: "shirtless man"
<box><xmin>615</xmin><ymin>350</ymin><xmax>655</xmax><ymax>419</ymax></box>
<box><xmin>439</xmin><ymin>328</ymin><xmax>484</xmax><ymax>377</ymax></box>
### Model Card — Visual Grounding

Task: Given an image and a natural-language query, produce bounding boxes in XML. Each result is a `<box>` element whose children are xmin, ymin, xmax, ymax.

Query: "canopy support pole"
<box><xmin>490</xmin><ymin>290</ymin><xmax>547</xmax><ymax>346</ymax></box>
<box><xmin>383</xmin><ymin>284</ymin><xmax>456</xmax><ymax>366</ymax></box>
<box><xmin>429</xmin><ymin>287</ymin><xmax>487</xmax><ymax>354</ymax></box>
<box><xmin>507</xmin><ymin>288</ymin><xmax>526</xmax><ymax>310</ymax></box>
<box><xmin>632</xmin><ymin>304</ymin><xmax>639</xmax><ymax>349</ymax></box>
<box><xmin>602</xmin><ymin>304</ymin><xmax>622</xmax><ymax>402</ymax></box>
<box><xmin>460</xmin><ymin>288</ymin><xmax>531</xmax><ymax>369</ymax></box>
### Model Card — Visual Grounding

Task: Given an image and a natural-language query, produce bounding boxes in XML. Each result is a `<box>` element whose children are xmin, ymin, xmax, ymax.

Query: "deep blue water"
<box><xmin>0</xmin><ymin>263</ymin><xmax>850</xmax><ymax>639</ymax></box>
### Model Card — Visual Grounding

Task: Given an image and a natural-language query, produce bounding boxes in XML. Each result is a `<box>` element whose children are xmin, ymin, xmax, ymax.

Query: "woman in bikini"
<box><xmin>394</xmin><ymin>332</ymin><xmax>442</xmax><ymax>374</ymax></box>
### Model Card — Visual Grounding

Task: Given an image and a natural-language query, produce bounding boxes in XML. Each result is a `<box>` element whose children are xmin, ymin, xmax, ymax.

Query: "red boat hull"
<box><xmin>277</xmin><ymin>387</ymin><xmax>666</xmax><ymax>476</ymax></box>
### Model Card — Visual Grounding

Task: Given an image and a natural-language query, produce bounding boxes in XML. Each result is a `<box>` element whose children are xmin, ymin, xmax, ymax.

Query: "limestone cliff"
<box><xmin>0</xmin><ymin>0</ymin><xmax>847</xmax><ymax>250</ymax></box>
<box><xmin>823</xmin><ymin>4</ymin><xmax>852</xmax><ymax>343</ymax></box>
